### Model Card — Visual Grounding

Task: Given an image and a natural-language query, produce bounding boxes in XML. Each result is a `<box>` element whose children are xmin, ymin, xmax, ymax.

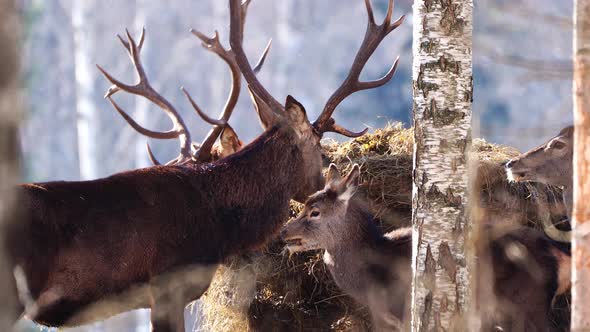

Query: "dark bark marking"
<box><xmin>424</xmin><ymin>244</ymin><xmax>437</xmax><ymax>292</ymax></box>
<box><xmin>421</xmin><ymin>56</ymin><xmax>461</xmax><ymax>75</ymax></box>
<box><xmin>438</xmin><ymin>241</ymin><xmax>457</xmax><ymax>283</ymax></box>
<box><xmin>464</xmin><ymin>76</ymin><xmax>474</xmax><ymax>102</ymax></box>
<box><xmin>439</xmin><ymin>0</ymin><xmax>466</xmax><ymax>35</ymax></box>
<box><xmin>419</xmin><ymin>291</ymin><xmax>433</xmax><ymax>332</ymax></box>
<box><xmin>416</xmin><ymin>69</ymin><xmax>440</xmax><ymax>98</ymax></box>
<box><xmin>425</xmin><ymin>185</ymin><xmax>462</xmax><ymax>207</ymax></box>
<box><xmin>423</xmin><ymin>99</ymin><xmax>466</xmax><ymax>127</ymax></box>
<box><xmin>420</xmin><ymin>40</ymin><xmax>438</xmax><ymax>53</ymax></box>
<box><xmin>445</xmin><ymin>187</ymin><xmax>462</xmax><ymax>207</ymax></box>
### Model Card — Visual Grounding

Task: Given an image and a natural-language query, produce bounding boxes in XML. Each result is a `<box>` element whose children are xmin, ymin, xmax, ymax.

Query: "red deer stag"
<box><xmin>283</xmin><ymin>165</ymin><xmax>571</xmax><ymax>331</ymax></box>
<box><xmin>5</xmin><ymin>0</ymin><xmax>404</xmax><ymax>330</ymax></box>
<box><xmin>7</xmin><ymin>3</ymin><xmax>268</xmax><ymax>330</ymax></box>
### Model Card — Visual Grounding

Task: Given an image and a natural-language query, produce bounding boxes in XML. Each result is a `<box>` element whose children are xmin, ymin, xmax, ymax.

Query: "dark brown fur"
<box><xmin>5</xmin><ymin>124</ymin><xmax>317</xmax><ymax>328</ymax></box>
<box><xmin>478</xmin><ymin>226</ymin><xmax>570</xmax><ymax>331</ymax></box>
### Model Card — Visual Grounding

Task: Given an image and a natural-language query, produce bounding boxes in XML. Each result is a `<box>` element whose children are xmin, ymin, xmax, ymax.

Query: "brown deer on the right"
<box><xmin>505</xmin><ymin>126</ymin><xmax>574</xmax><ymax>220</ymax></box>
<box><xmin>282</xmin><ymin>165</ymin><xmax>572</xmax><ymax>331</ymax></box>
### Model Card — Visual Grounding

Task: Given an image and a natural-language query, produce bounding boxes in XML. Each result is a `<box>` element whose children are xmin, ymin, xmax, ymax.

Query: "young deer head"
<box><xmin>505</xmin><ymin>126</ymin><xmax>573</xmax><ymax>188</ymax></box>
<box><xmin>281</xmin><ymin>164</ymin><xmax>361</xmax><ymax>251</ymax></box>
<box><xmin>281</xmin><ymin>164</ymin><xmax>412</xmax><ymax>330</ymax></box>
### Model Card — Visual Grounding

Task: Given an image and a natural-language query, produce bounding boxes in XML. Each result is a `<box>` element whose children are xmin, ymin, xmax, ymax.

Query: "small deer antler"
<box><xmin>313</xmin><ymin>0</ymin><xmax>404</xmax><ymax>137</ymax></box>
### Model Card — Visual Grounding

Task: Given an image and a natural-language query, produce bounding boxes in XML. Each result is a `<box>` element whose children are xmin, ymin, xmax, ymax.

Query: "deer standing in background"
<box><xmin>281</xmin><ymin>164</ymin><xmax>411</xmax><ymax>331</ymax></box>
<box><xmin>505</xmin><ymin>126</ymin><xmax>574</xmax><ymax>219</ymax></box>
<box><xmin>5</xmin><ymin>0</ymin><xmax>404</xmax><ymax>331</ymax></box>
<box><xmin>283</xmin><ymin>165</ymin><xmax>572</xmax><ymax>332</ymax></box>
<box><xmin>505</xmin><ymin>126</ymin><xmax>573</xmax><ymax>246</ymax></box>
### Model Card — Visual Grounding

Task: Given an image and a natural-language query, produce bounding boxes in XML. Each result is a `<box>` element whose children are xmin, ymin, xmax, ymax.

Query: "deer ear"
<box><xmin>219</xmin><ymin>125</ymin><xmax>241</xmax><ymax>155</ymax></box>
<box><xmin>339</xmin><ymin>164</ymin><xmax>360</xmax><ymax>202</ymax></box>
<box><xmin>285</xmin><ymin>95</ymin><xmax>310</xmax><ymax>135</ymax></box>
<box><xmin>325</xmin><ymin>163</ymin><xmax>341</xmax><ymax>186</ymax></box>
<box><xmin>248</xmin><ymin>86</ymin><xmax>276</xmax><ymax>130</ymax></box>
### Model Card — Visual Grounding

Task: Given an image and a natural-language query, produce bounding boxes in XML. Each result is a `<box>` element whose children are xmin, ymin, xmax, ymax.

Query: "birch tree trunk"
<box><xmin>411</xmin><ymin>0</ymin><xmax>473</xmax><ymax>331</ymax></box>
<box><xmin>572</xmin><ymin>0</ymin><xmax>590</xmax><ymax>330</ymax></box>
<box><xmin>72</xmin><ymin>0</ymin><xmax>100</xmax><ymax>180</ymax></box>
<box><xmin>0</xmin><ymin>0</ymin><xmax>21</xmax><ymax>330</ymax></box>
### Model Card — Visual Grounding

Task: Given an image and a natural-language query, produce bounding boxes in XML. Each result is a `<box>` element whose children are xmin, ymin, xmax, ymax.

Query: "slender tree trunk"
<box><xmin>72</xmin><ymin>0</ymin><xmax>100</xmax><ymax>180</ymax></box>
<box><xmin>0</xmin><ymin>0</ymin><xmax>21</xmax><ymax>330</ymax></box>
<box><xmin>411</xmin><ymin>0</ymin><xmax>473</xmax><ymax>331</ymax></box>
<box><xmin>572</xmin><ymin>0</ymin><xmax>590</xmax><ymax>330</ymax></box>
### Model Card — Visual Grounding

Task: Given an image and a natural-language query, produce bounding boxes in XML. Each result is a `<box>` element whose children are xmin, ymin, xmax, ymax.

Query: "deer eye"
<box><xmin>552</xmin><ymin>141</ymin><xmax>566</xmax><ymax>150</ymax></box>
<box><xmin>310</xmin><ymin>210</ymin><xmax>320</xmax><ymax>218</ymax></box>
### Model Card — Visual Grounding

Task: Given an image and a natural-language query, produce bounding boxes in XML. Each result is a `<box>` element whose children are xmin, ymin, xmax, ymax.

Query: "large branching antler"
<box><xmin>99</xmin><ymin>25</ymin><xmax>271</xmax><ymax>166</ymax></box>
<box><xmin>313</xmin><ymin>0</ymin><xmax>405</xmax><ymax>137</ymax></box>
<box><xmin>229</xmin><ymin>0</ymin><xmax>284</xmax><ymax>116</ymax></box>
<box><xmin>187</xmin><ymin>24</ymin><xmax>271</xmax><ymax>162</ymax></box>
<box><xmin>97</xmin><ymin>28</ymin><xmax>193</xmax><ymax>164</ymax></box>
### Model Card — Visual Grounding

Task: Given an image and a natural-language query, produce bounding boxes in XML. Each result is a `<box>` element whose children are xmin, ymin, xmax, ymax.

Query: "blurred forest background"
<box><xmin>15</xmin><ymin>0</ymin><xmax>573</xmax><ymax>331</ymax></box>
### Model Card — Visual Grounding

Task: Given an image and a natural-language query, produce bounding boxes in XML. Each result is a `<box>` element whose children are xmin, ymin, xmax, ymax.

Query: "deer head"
<box><xmin>281</xmin><ymin>164</ymin><xmax>361</xmax><ymax>252</ymax></box>
<box><xmin>505</xmin><ymin>126</ymin><xmax>573</xmax><ymax>188</ymax></box>
<box><xmin>228</xmin><ymin>0</ymin><xmax>404</xmax><ymax>201</ymax></box>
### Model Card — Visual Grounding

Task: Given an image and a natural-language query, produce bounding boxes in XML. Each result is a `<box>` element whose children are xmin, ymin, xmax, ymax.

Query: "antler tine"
<box><xmin>189</xmin><ymin>7</ymin><xmax>273</xmax><ymax>162</ymax></box>
<box><xmin>229</xmin><ymin>0</ymin><xmax>284</xmax><ymax>114</ymax></box>
<box><xmin>253</xmin><ymin>39</ymin><xmax>272</xmax><ymax>74</ymax></box>
<box><xmin>181</xmin><ymin>87</ymin><xmax>226</xmax><ymax>126</ymax></box>
<box><xmin>106</xmin><ymin>96</ymin><xmax>180</xmax><ymax>139</ymax></box>
<box><xmin>106</xmin><ymin>28</ymin><xmax>147</xmax><ymax>97</ymax></box>
<box><xmin>145</xmin><ymin>143</ymin><xmax>162</xmax><ymax>166</ymax></box>
<box><xmin>313</xmin><ymin>0</ymin><xmax>405</xmax><ymax>135</ymax></box>
<box><xmin>323</xmin><ymin>118</ymin><xmax>369</xmax><ymax>138</ymax></box>
<box><xmin>117</xmin><ymin>27</ymin><xmax>146</xmax><ymax>54</ymax></box>
<box><xmin>97</xmin><ymin>28</ymin><xmax>193</xmax><ymax>161</ymax></box>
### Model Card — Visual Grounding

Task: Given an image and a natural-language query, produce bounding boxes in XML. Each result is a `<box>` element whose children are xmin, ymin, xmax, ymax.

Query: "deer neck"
<box><xmin>218</xmin><ymin>124</ymin><xmax>303</xmax><ymax>197</ymax></box>
<box><xmin>323</xmin><ymin>203</ymin><xmax>384</xmax><ymax>282</ymax></box>
<box><xmin>331</xmin><ymin>202</ymin><xmax>384</xmax><ymax>250</ymax></box>
<box><xmin>564</xmin><ymin>185</ymin><xmax>573</xmax><ymax>220</ymax></box>
<box><xmin>204</xmin><ymin>125</ymin><xmax>305</xmax><ymax>254</ymax></box>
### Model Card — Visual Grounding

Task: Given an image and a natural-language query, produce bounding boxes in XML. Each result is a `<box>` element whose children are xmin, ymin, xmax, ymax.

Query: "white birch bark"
<box><xmin>72</xmin><ymin>0</ymin><xmax>100</xmax><ymax>180</ymax></box>
<box><xmin>0</xmin><ymin>0</ymin><xmax>22</xmax><ymax>330</ymax></box>
<box><xmin>411</xmin><ymin>0</ymin><xmax>473</xmax><ymax>331</ymax></box>
<box><xmin>572</xmin><ymin>0</ymin><xmax>590</xmax><ymax>330</ymax></box>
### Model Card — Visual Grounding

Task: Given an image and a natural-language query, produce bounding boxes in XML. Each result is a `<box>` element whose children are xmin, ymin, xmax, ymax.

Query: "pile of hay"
<box><xmin>200</xmin><ymin>123</ymin><xmax>568</xmax><ymax>332</ymax></box>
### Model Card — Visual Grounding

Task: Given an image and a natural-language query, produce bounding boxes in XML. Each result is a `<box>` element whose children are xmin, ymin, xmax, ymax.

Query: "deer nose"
<box><xmin>504</xmin><ymin>159</ymin><xmax>515</xmax><ymax>168</ymax></box>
